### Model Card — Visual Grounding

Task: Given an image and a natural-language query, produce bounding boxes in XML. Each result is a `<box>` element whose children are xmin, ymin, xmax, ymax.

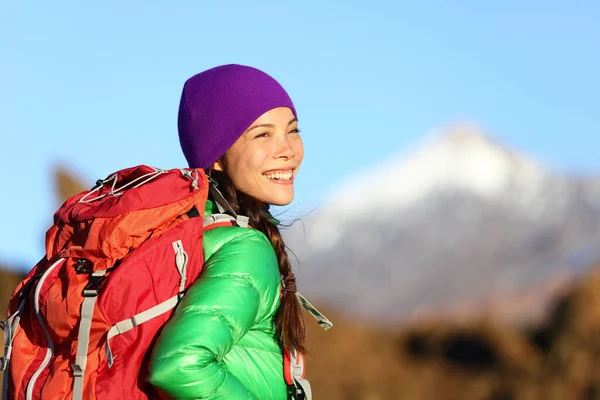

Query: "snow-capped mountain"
<box><xmin>327</xmin><ymin>124</ymin><xmax>546</xmax><ymax>209</ymax></box>
<box><xmin>286</xmin><ymin>124</ymin><xmax>600</xmax><ymax>324</ymax></box>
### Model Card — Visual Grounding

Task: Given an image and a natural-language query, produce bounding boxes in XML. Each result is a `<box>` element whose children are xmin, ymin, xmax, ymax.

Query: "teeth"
<box><xmin>264</xmin><ymin>171</ymin><xmax>292</xmax><ymax>180</ymax></box>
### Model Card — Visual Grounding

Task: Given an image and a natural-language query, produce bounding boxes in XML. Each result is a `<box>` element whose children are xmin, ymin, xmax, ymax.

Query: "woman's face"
<box><xmin>213</xmin><ymin>107</ymin><xmax>304</xmax><ymax>206</ymax></box>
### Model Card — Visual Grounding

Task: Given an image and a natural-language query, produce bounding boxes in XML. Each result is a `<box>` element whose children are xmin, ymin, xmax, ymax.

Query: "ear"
<box><xmin>211</xmin><ymin>159</ymin><xmax>224</xmax><ymax>172</ymax></box>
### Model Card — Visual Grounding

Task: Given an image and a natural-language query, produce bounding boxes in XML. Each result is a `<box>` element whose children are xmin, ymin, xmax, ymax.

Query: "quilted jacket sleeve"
<box><xmin>147</xmin><ymin>227</ymin><xmax>278</xmax><ymax>399</ymax></box>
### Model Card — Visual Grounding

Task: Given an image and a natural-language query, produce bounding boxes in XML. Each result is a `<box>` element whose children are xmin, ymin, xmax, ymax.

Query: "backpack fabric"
<box><xmin>0</xmin><ymin>165</ymin><xmax>319</xmax><ymax>400</ymax></box>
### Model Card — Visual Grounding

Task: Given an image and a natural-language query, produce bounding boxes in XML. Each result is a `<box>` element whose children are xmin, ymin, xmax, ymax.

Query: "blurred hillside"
<box><xmin>0</xmin><ymin>267</ymin><xmax>25</xmax><ymax>325</ymax></box>
<box><xmin>305</xmin><ymin>263</ymin><xmax>600</xmax><ymax>399</ymax></box>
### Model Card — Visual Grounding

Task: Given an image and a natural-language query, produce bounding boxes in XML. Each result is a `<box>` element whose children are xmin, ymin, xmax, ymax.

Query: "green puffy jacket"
<box><xmin>147</xmin><ymin>201</ymin><xmax>287</xmax><ymax>399</ymax></box>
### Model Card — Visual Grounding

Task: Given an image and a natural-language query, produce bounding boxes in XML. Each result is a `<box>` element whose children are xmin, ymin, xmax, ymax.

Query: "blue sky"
<box><xmin>1</xmin><ymin>1</ymin><xmax>599</xmax><ymax>269</ymax></box>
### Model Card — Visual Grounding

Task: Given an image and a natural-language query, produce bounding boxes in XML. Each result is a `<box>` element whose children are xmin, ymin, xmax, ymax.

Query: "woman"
<box><xmin>147</xmin><ymin>64</ymin><xmax>308</xmax><ymax>399</ymax></box>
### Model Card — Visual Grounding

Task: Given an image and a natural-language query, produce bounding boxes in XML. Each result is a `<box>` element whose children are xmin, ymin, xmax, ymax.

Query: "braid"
<box><xmin>208</xmin><ymin>166</ymin><xmax>307</xmax><ymax>354</ymax></box>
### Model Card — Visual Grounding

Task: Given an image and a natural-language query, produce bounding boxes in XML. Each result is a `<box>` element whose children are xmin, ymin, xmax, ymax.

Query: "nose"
<box><xmin>273</xmin><ymin>135</ymin><xmax>295</xmax><ymax>160</ymax></box>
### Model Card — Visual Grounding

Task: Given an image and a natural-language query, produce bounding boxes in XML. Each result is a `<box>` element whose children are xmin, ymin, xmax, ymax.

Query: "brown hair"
<box><xmin>207</xmin><ymin>162</ymin><xmax>307</xmax><ymax>354</ymax></box>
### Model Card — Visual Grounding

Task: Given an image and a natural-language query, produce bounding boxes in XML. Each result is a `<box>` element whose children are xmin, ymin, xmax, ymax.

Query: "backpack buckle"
<box><xmin>71</xmin><ymin>363</ymin><xmax>84</xmax><ymax>377</ymax></box>
<box><xmin>286</xmin><ymin>383</ymin><xmax>306</xmax><ymax>400</ymax></box>
<box><xmin>74</xmin><ymin>259</ymin><xmax>93</xmax><ymax>274</ymax></box>
<box><xmin>83</xmin><ymin>275</ymin><xmax>105</xmax><ymax>297</ymax></box>
<box><xmin>0</xmin><ymin>356</ymin><xmax>7</xmax><ymax>371</ymax></box>
<box><xmin>236</xmin><ymin>215</ymin><xmax>249</xmax><ymax>228</ymax></box>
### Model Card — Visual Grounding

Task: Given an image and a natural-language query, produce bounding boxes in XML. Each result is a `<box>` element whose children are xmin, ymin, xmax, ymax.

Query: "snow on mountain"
<box><xmin>287</xmin><ymin>124</ymin><xmax>600</xmax><ymax>324</ymax></box>
<box><xmin>307</xmin><ymin>123</ymin><xmax>550</xmax><ymax>249</ymax></box>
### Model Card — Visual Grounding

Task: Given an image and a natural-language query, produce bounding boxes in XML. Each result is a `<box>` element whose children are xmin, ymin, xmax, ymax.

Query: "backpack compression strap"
<box><xmin>73</xmin><ymin>269</ymin><xmax>107</xmax><ymax>400</ymax></box>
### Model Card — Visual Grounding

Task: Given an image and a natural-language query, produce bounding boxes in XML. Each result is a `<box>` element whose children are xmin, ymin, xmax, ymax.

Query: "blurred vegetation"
<box><xmin>53</xmin><ymin>165</ymin><xmax>89</xmax><ymax>206</ymax></box>
<box><xmin>3</xmin><ymin>166</ymin><xmax>600</xmax><ymax>399</ymax></box>
<box><xmin>305</xmin><ymin>266</ymin><xmax>600</xmax><ymax>399</ymax></box>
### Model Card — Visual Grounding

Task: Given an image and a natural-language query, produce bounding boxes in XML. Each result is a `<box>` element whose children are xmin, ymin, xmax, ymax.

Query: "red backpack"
<box><xmin>1</xmin><ymin>165</ymin><xmax>234</xmax><ymax>400</ymax></box>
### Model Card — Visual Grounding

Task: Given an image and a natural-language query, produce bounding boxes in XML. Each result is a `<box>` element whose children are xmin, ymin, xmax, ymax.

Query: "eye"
<box><xmin>254</xmin><ymin>132</ymin><xmax>270</xmax><ymax>138</ymax></box>
<box><xmin>289</xmin><ymin>128</ymin><xmax>301</xmax><ymax>135</ymax></box>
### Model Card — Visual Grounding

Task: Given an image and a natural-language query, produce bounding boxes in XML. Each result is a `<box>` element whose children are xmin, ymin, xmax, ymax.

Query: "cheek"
<box><xmin>294</xmin><ymin>139</ymin><xmax>305</xmax><ymax>162</ymax></box>
<box><xmin>228</xmin><ymin>150</ymin><xmax>269</xmax><ymax>185</ymax></box>
<box><xmin>243</xmin><ymin>151</ymin><xmax>269</xmax><ymax>172</ymax></box>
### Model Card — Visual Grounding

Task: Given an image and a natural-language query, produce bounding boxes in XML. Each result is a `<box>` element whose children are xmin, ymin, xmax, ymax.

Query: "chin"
<box><xmin>261</xmin><ymin>192</ymin><xmax>294</xmax><ymax>207</ymax></box>
<box><xmin>264</xmin><ymin>197</ymin><xmax>293</xmax><ymax>206</ymax></box>
<box><xmin>269</xmin><ymin>199</ymin><xmax>293</xmax><ymax>206</ymax></box>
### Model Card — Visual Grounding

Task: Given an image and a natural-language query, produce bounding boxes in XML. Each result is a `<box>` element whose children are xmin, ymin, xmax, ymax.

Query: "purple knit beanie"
<box><xmin>178</xmin><ymin>64</ymin><xmax>297</xmax><ymax>170</ymax></box>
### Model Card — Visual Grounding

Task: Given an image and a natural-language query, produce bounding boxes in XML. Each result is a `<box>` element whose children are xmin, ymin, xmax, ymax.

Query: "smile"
<box><xmin>263</xmin><ymin>170</ymin><xmax>294</xmax><ymax>183</ymax></box>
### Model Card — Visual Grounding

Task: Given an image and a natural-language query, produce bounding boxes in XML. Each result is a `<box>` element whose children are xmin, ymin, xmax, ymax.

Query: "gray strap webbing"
<box><xmin>204</xmin><ymin>213</ymin><xmax>249</xmax><ymax>229</ymax></box>
<box><xmin>294</xmin><ymin>377</ymin><xmax>312</xmax><ymax>400</ymax></box>
<box><xmin>207</xmin><ymin>180</ymin><xmax>252</xmax><ymax>228</ymax></box>
<box><xmin>105</xmin><ymin>294</ymin><xmax>180</xmax><ymax>368</ymax></box>
<box><xmin>208</xmin><ymin>183</ymin><xmax>250</xmax><ymax>227</ymax></box>
<box><xmin>1</xmin><ymin>299</ymin><xmax>25</xmax><ymax>400</ymax></box>
<box><xmin>203</xmin><ymin>213</ymin><xmax>235</xmax><ymax>227</ymax></box>
<box><xmin>235</xmin><ymin>215</ymin><xmax>250</xmax><ymax>228</ymax></box>
<box><xmin>72</xmin><ymin>270</ymin><xmax>106</xmax><ymax>400</ymax></box>
<box><xmin>172</xmin><ymin>240</ymin><xmax>188</xmax><ymax>299</ymax></box>
<box><xmin>208</xmin><ymin>184</ymin><xmax>237</xmax><ymax>216</ymax></box>
<box><xmin>295</xmin><ymin>292</ymin><xmax>333</xmax><ymax>331</ymax></box>
<box><xmin>1</xmin><ymin>317</ymin><xmax>8</xmax><ymax>400</ymax></box>
<box><xmin>204</xmin><ymin>213</ymin><xmax>244</xmax><ymax>227</ymax></box>
<box><xmin>1</xmin><ymin>302</ymin><xmax>24</xmax><ymax>370</ymax></box>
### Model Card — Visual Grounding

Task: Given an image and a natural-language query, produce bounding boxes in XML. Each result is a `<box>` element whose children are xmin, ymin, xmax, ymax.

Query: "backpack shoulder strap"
<box><xmin>203</xmin><ymin>213</ymin><xmax>249</xmax><ymax>229</ymax></box>
<box><xmin>284</xmin><ymin>347</ymin><xmax>312</xmax><ymax>400</ymax></box>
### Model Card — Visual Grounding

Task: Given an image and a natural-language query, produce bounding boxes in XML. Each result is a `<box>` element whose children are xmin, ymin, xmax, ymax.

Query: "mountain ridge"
<box><xmin>306</xmin><ymin>124</ymin><xmax>558</xmax><ymax>249</ymax></box>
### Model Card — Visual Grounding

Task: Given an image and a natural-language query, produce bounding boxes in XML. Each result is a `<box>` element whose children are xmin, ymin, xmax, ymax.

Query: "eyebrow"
<box><xmin>246</xmin><ymin>118</ymin><xmax>299</xmax><ymax>132</ymax></box>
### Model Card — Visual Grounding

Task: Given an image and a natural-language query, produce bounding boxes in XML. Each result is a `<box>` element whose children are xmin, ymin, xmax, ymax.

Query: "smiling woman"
<box><xmin>147</xmin><ymin>64</ymin><xmax>314</xmax><ymax>400</ymax></box>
